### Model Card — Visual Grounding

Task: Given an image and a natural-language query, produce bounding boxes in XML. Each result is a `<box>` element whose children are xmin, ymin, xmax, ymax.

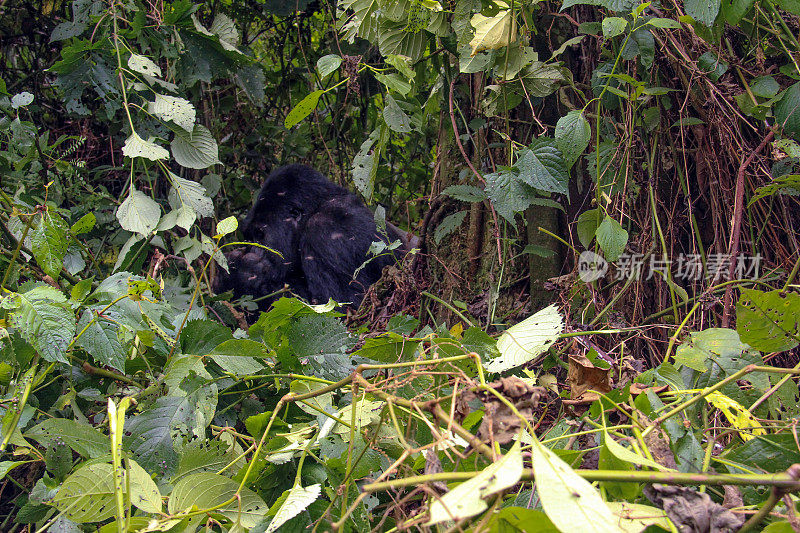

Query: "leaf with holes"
<box><xmin>383</xmin><ymin>93</ymin><xmax>412</xmax><ymax>133</ymax></box>
<box><xmin>128</xmin><ymin>53</ymin><xmax>161</xmax><ymax>77</ymax></box>
<box><xmin>285</xmin><ymin>90</ymin><xmax>324</xmax><ymax>129</ymax></box>
<box><xmin>484</xmin><ymin>305</ymin><xmax>563</xmax><ymax>372</ymax></box>
<box><xmin>3</xmin><ymin>286</ymin><xmax>75</xmax><ymax>364</ymax></box>
<box><xmin>149</xmin><ymin>94</ymin><xmax>196</xmax><ymax>133</ymax></box>
<box><xmin>171</xmin><ymin>124</ymin><xmax>220</xmax><ymax>169</ymax></box>
<box><xmin>167</xmin><ymin>172</ymin><xmax>214</xmax><ymax>217</ymax></box>
<box><xmin>122</xmin><ymin>132</ymin><xmax>169</xmax><ymax>161</ymax></box>
<box><xmin>737</xmin><ymin>289</ymin><xmax>800</xmax><ymax>353</ymax></box>
<box><xmin>52</xmin><ymin>463</ymin><xmax>115</xmax><ymax>523</ymax></box>
<box><xmin>169</xmin><ymin>472</ymin><xmax>269</xmax><ymax>527</ymax></box>
<box><xmin>25</xmin><ymin>418</ymin><xmax>107</xmax><ymax>458</ymax></box>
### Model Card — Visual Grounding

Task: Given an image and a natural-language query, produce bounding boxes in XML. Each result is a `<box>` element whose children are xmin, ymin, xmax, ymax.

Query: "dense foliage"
<box><xmin>1</xmin><ymin>0</ymin><xmax>800</xmax><ymax>531</ymax></box>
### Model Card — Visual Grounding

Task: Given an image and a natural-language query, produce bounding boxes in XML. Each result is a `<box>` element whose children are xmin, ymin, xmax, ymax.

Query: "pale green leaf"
<box><xmin>128</xmin><ymin>459</ymin><xmax>162</xmax><ymax>514</ymax></box>
<box><xmin>383</xmin><ymin>93</ymin><xmax>412</xmax><ymax>133</ymax></box>
<box><xmin>117</xmin><ymin>188</ymin><xmax>161</xmax><ymax>235</ymax></box>
<box><xmin>317</xmin><ymin>54</ymin><xmax>342</xmax><ymax>78</ymax></box>
<box><xmin>148</xmin><ymin>94</ymin><xmax>196</xmax><ymax>133</ymax></box>
<box><xmin>265</xmin><ymin>484</ymin><xmax>321</xmax><ymax>533</ymax></box>
<box><xmin>167</xmin><ymin>172</ymin><xmax>214</xmax><ymax>217</ymax></box>
<box><xmin>216</xmin><ymin>216</ymin><xmax>238</xmax><ymax>237</ymax></box>
<box><xmin>122</xmin><ymin>133</ymin><xmax>169</xmax><ymax>161</ymax></box>
<box><xmin>555</xmin><ymin>110</ymin><xmax>591</xmax><ymax>168</ymax></box>
<box><xmin>596</xmin><ymin>215</ymin><xmax>628</xmax><ymax>261</ymax></box>
<box><xmin>169</xmin><ymin>473</ymin><xmax>269</xmax><ymax>528</ymax></box>
<box><xmin>532</xmin><ymin>438</ymin><xmax>623</xmax><ymax>532</ymax></box>
<box><xmin>128</xmin><ymin>54</ymin><xmax>161</xmax><ymax>77</ymax></box>
<box><xmin>602</xmin><ymin>17</ymin><xmax>628</xmax><ymax>37</ymax></box>
<box><xmin>484</xmin><ymin>305</ymin><xmax>564</xmax><ymax>372</ymax></box>
<box><xmin>285</xmin><ymin>90</ymin><xmax>324</xmax><ymax>128</ymax></box>
<box><xmin>170</xmin><ymin>124</ymin><xmax>220</xmax><ymax>170</ymax></box>
<box><xmin>427</xmin><ymin>440</ymin><xmax>523</xmax><ymax>525</ymax></box>
<box><xmin>685</xmin><ymin>0</ymin><xmax>721</xmax><ymax>26</ymax></box>
<box><xmin>470</xmin><ymin>7</ymin><xmax>515</xmax><ymax>55</ymax></box>
<box><xmin>53</xmin><ymin>463</ymin><xmax>116</xmax><ymax>523</ymax></box>
<box><xmin>25</xmin><ymin>418</ymin><xmax>108</xmax><ymax>458</ymax></box>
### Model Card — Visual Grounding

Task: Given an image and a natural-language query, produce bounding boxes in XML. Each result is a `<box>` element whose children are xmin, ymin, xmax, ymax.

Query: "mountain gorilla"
<box><xmin>213</xmin><ymin>164</ymin><xmax>413</xmax><ymax>310</ymax></box>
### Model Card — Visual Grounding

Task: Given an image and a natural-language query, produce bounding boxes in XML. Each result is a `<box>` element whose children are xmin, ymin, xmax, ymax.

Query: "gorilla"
<box><xmin>213</xmin><ymin>164</ymin><xmax>414</xmax><ymax>310</ymax></box>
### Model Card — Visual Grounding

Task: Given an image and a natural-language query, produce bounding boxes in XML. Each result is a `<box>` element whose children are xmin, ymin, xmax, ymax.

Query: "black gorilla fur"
<box><xmin>214</xmin><ymin>164</ymin><xmax>410</xmax><ymax>309</ymax></box>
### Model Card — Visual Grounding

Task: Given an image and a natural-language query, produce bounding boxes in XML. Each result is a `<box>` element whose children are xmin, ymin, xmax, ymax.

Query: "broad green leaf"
<box><xmin>128</xmin><ymin>53</ymin><xmax>161</xmax><ymax>77</ymax></box>
<box><xmin>5</xmin><ymin>286</ymin><xmax>75</xmax><ymax>364</ymax></box>
<box><xmin>385</xmin><ymin>54</ymin><xmax>415</xmax><ymax>80</ymax></box>
<box><xmin>776</xmin><ymin>0</ymin><xmax>800</xmax><ymax>15</ymax></box>
<box><xmin>122</xmin><ymin>132</ymin><xmax>169</xmax><ymax>161</ymax></box>
<box><xmin>209</xmin><ymin>13</ymin><xmax>239</xmax><ymax>49</ymax></box>
<box><xmin>603</xmin><ymin>431</ymin><xmax>675</xmax><ymax>471</ymax></box>
<box><xmin>576</xmin><ymin>208</ymin><xmax>602</xmax><ymax>249</ymax></box>
<box><xmin>117</xmin><ymin>188</ymin><xmax>161</xmax><ymax>235</ymax></box>
<box><xmin>427</xmin><ymin>440</ymin><xmax>523</xmax><ymax>525</ymax></box>
<box><xmin>171</xmin><ymin>440</ymin><xmax>238</xmax><ymax>485</ymax></box>
<box><xmin>602</xmin><ymin>17</ymin><xmax>628</xmax><ymax>37</ymax></box>
<box><xmin>210</xmin><ymin>339</ymin><xmax>268</xmax><ymax>376</ymax></box>
<box><xmin>123</xmin><ymin>396</ymin><xmax>191</xmax><ymax>475</ymax></box>
<box><xmin>26</xmin><ymin>418</ymin><xmax>108</xmax><ymax>458</ymax></box>
<box><xmin>148</xmin><ymin>94</ymin><xmax>196</xmax><ymax>133</ymax></box>
<box><xmin>284</xmin><ymin>90</ymin><xmax>324</xmax><ymax>128</ymax></box>
<box><xmin>532</xmin><ymin>437</ymin><xmax>623</xmax><ymax>532</ymax></box>
<box><xmin>515</xmin><ymin>139</ymin><xmax>569</xmax><ymax>194</ymax></box>
<box><xmin>606</xmin><ymin>502</ymin><xmax>672</xmax><ymax>531</ymax></box>
<box><xmin>169</xmin><ymin>473</ymin><xmax>269</xmax><ymax>527</ymax></box>
<box><xmin>352</xmin><ymin>128</ymin><xmax>381</xmax><ymax>201</ymax></box>
<box><xmin>685</xmin><ymin>0</ymin><xmax>721</xmax><ymax>26</ymax></box>
<box><xmin>442</xmin><ymin>185</ymin><xmax>488</xmax><ymax>202</ymax></box>
<box><xmin>354</xmin><ymin>332</ymin><xmax>421</xmax><ymax>363</ymax></box>
<box><xmin>595</xmin><ymin>215</ymin><xmax>628</xmax><ymax>261</ymax></box>
<box><xmin>53</xmin><ymin>463</ymin><xmax>116</xmax><ymax>523</ymax></box>
<box><xmin>485</xmin><ymin>170</ymin><xmax>537</xmax><ymax>223</ymax></box>
<box><xmin>128</xmin><ymin>458</ymin><xmax>162</xmax><ymax>513</ymax></box>
<box><xmin>11</xmin><ymin>91</ymin><xmax>34</xmax><ymax>108</ymax></box>
<box><xmin>31</xmin><ymin>213</ymin><xmax>69</xmax><ymax>279</ymax></box>
<box><xmin>167</xmin><ymin>172</ymin><xmax>213</xmax><ymax>217</ymax></box>
<box><xmin>697</xmin><ymin>51</ymin><xmax>728</xmax><ymax>82</ymax></box>
<box><xmin>776</xmin><ymin>82</ymin><xmax>800</xmax><ymax>140</ymax></box>
<box><xmin>216</xmin><ymin>216</ymin><xmax>238</xmax><ymax>237</ymax></box>
<box><xmin>724</xmin><ymin>433</ymin><xmax>800</xmax><ymax>472</ymax></box>
<box><xmin>70</xmin><ymin>212</ymin><xmax>96</xmax><ymax>235</ymax></box>
<box><xmin>0</xmin><ymin>461</ymin><xmax>26</xmax><ymax>481</ymax></box>
<box><xmin>377</xmin><ymin>21</ymin><xmax>427</xmax><ymax>61</ymax></box>
<box><xmin>647</xmin><ymin>17</ymin><xmax>683</xmax><ymax>28</ymax></box>
<box><xmin>751</xmin><ymin>76</ymin><xmax>780</xmax><ymax>99</ymax></box>
<box><xmin>265</xmin><ymin>484</ymin><xmax>321</xmax><ymax>533</ymax></box>
<box><xmin>484</xmin><ymin>305</ymin><xmax>563</xmax><ymax>372</ymax></box>
<box><xmin>289</xmin><ymin>381</ymin><xmax>332</xmax><ymax>417</ymax></box>
<box><xmin>316</xmin><ymin>54</ymin><xmax>342</xmax><ymax>78</ymax></box>
<box><xmin>737</xmin><ymin>289</ymin><xmax>800</xmax><ymax>353</ymax></box>
<box><xmin>383</xmin><ymin>93</ymin><xmax>412</xmax><ymax>133</ymax></box>
<box><xmin>434</xmin><ymin>211</ymin><xmax>468</xmax><ymax>244</ymax></box>
<box><xmin>75</xmin><ymin>311</ymin><xmax>125</xmax><ymax>372</ymax></box>
<box><xmin>555</xmin><ymin>110</ymin><xmax>591</xmax><ymax>168</ymax></box>
<box><xmin>722</xmin><ymin>0</ymin><xmax>755</xmax><ymax>24</ymax></box>
<box><xmin>332</xmin><ymin>399</ymin><xmax>384</xmax><ymax>435</ymax></box>
<box><xmin>469</xmin><ymin>6</ymin><xmax>515</xmax><ymax>55</ymax></box>
<box><xmin>171</xmin><ymin>124</ymin><xmax>220</xmax><ymax>169</ymax></box>
<box><xmin>373</xmin><ymin>72</ymin><xmax>413</xmax><ymax>96</ymax></box>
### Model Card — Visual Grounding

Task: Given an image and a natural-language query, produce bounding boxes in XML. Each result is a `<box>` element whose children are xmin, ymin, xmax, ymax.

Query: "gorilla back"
<box><xmin>214</xmin><ymin>164</ymin><xmax>403</xmax><ymax>309</ymax></box>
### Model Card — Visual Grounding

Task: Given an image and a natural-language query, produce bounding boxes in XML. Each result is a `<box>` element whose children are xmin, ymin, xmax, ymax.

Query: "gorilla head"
<box><xmin>214</xmin><ymin>164</ymin><xmax>409</xmax><ymax>309</ymax></box>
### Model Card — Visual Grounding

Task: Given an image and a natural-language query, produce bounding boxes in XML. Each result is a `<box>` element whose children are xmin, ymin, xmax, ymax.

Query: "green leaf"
<box><xmin>5</xmin><ymin>286</ymin><xmax>75</xmax><ymax>364</ymax></box>
<box><xmin>485</xmin><ymin>170</ymin><xmax>537</xmax><ymax>223</ymax></box>
<box><xmin>265</xmin><ymin>484</ymin><xmax>321</xmax><ymax>533</ymax></box>
<box><xmin>434</xmin><ymin>211</ymin><xmax>467</xmax><ymax>244</ymax></box>
<box><xmin>26</xmin><ymin>418</ymin><xmax>108</xmax><ymax>458</ymax></box>
<box><xmin>148</xmin><ymin>93</ymin><xmax>196</xmax><ymax>133</ymax></box>
<box><xmin>515</xmin><ymin>139</ymin><xmax>569</xmax><ymax>194</ymax></box>
<box><xmin>128</xmin><ymin>53</ymin><xmax>161</xmax><ymax>77</ymax></box>
<box><xmin>442</xmin><ymin>185</ymin><xmax>488</xmax><ymax>202</ymax></box>
<box><xmin>576</xmin><ymin>208</ymin><xmax>602</xmax><ymax>249</ymax></box>
<box><xmin>11</xmin><ymin>91</ymin><xmax>34</xmax><ymax>108</ymax></box>
<box><xmin>170</xmin><ymin>440</ymin><xmax>237</xmax><ymax>485</ymax></box>
<box><xmin>697</xmin><ymin>51</ymin><xmax>728</xmax><ymax>82</ymax></box>
<box><xmin>737</xmin><ymin>289</ymin><xmax>800</xmax><ymax>353</ymax></box>
<box><xmin>776</xmin><ymin>0</ymin><xmax>800</xmax><ymax>15</ymax></box>
<box><xmin>121</xmin><ymin>132</ymin><xmax>169</xmax><ymax>161</ymax></box>
<box><xmin>316</xmin><ymin>54</ymin><xmax>342</xmax><ymax>78</ymax></box>
<box><xmin>352</xmin><ymin>128</ymin><xmax>381</xmax><ymax>201</ymax></box>
<box><xmin>75</xmin><ymin>311</ymin><xmax>125</xmax><ymax>372</ymax></box>
<box><xmin>382</xmin><ymin>93</ymin><xmax>412</xmax><ymax>133</ymax></box>
<box><xmin>647</xmin><ymin>17</ymin><xmax>683</xmax><ymax>28</ymax></box>
<box><xmin>210</xmin><ymin>339</ymin><xmax>268</xmax><ymax>376</ymax></box>
<box><xmin>128</xmin><ymin>459</ymin><xmax>162</xmax><ymax>514</ymax></box>
<box><xmin>722</xmin><ymin>0</ymin><xmax>755</xmax><ymax>23</ymax></box>
<box><xmin>555</xmin><ymin>110</ymin><xmax>591</xmax><ymax>168</ymax></box>
<box><xmin>290</xmin><ymin>380</ymin><xmax>333</xmax><ymax>416</ymax></box>
<box><xmin>484</xmin><ymin>305</ymin><xmax>563</xmax><ymax>372</ymax></box>
<box><xmin>170</xmin><ymin>124</ymin><xmax>220</xmax><ymax>169</ymax></box>
<box><xmin>70</xmin><ymin>212</ymin><xmax>96</xmax><ymax>235</ymax></box>
<box><xmin>685</xmin><ymin>0</ymin><xmax>721</xmax><ymax>26</ymax></box>
<box><xmin>532</xmin><ymin>437</ymin><xmax>623</xmax><ymax>532</ymax></box>
<box><xmin>165</xmin><ymin>172</ymin><xmax>213</xmax><ymax>218</ymax></box>
<box><xmin>31</xmin><ymin>213</ymin><xmax>69</xmax><ymax>279</ymax></box>
<box><xmin>373</xmin><ymin>72</ymin><xmax>413</xmax><ymax>96</ymax></box>
<box><xmin>53</xmin><ymin>463</ymin><xmax>116</xmax><ymax>523</ymax></box>
<box><xmin>215</xmin><ymin>216</ymin><xmax>238</xmax><ymax>237</ymax></box>
<box><xmin>776</xmin><ymin>82</ymin><xmax>800</xmax><ymax>140</ymax></box>
<box><xmin>169</xmin><ymin>473</ymin><xmax>269</xmax><ymax>528</ymax></box>
<box><xmin>750</xmin><ymin>76</ymin><xmax>779</xmax><ymax>98</ymax></box>
<box><xmin>117</xmin><ymin>188</ymin><xmax>161</xmax><ymax>235</ymax></box>
<box><xmin>602</xmin><ymin>17</ymin><xmax>628</xmax><ymax>38</ymax></box>
<box><xmin>123</xmin><ymin>396</ymin><xmax>192</xmax><ymax>475</ymax></box>
<box><xmin>469</xmin><ymin>7</ymin><xmax>514</xmax><ymax>55</ymax></box>
<box><xmin>427</xmin><ymin>440</ymin><xmax>523</xmax><ymax>525</ymax></box>
<box><xmin>354</xmin><ymin>332</ymin><xmax>421</xmax><ymax>363</ymax></box>
<box><xmin>595</xmin><ymin>215</ymin><xmax>628</xmax><ymax>261</ymax></box>
<box><xmin>284</xmin><ymin>90</ymin><xmax>324</xmax><ymax>128</ymax></box>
